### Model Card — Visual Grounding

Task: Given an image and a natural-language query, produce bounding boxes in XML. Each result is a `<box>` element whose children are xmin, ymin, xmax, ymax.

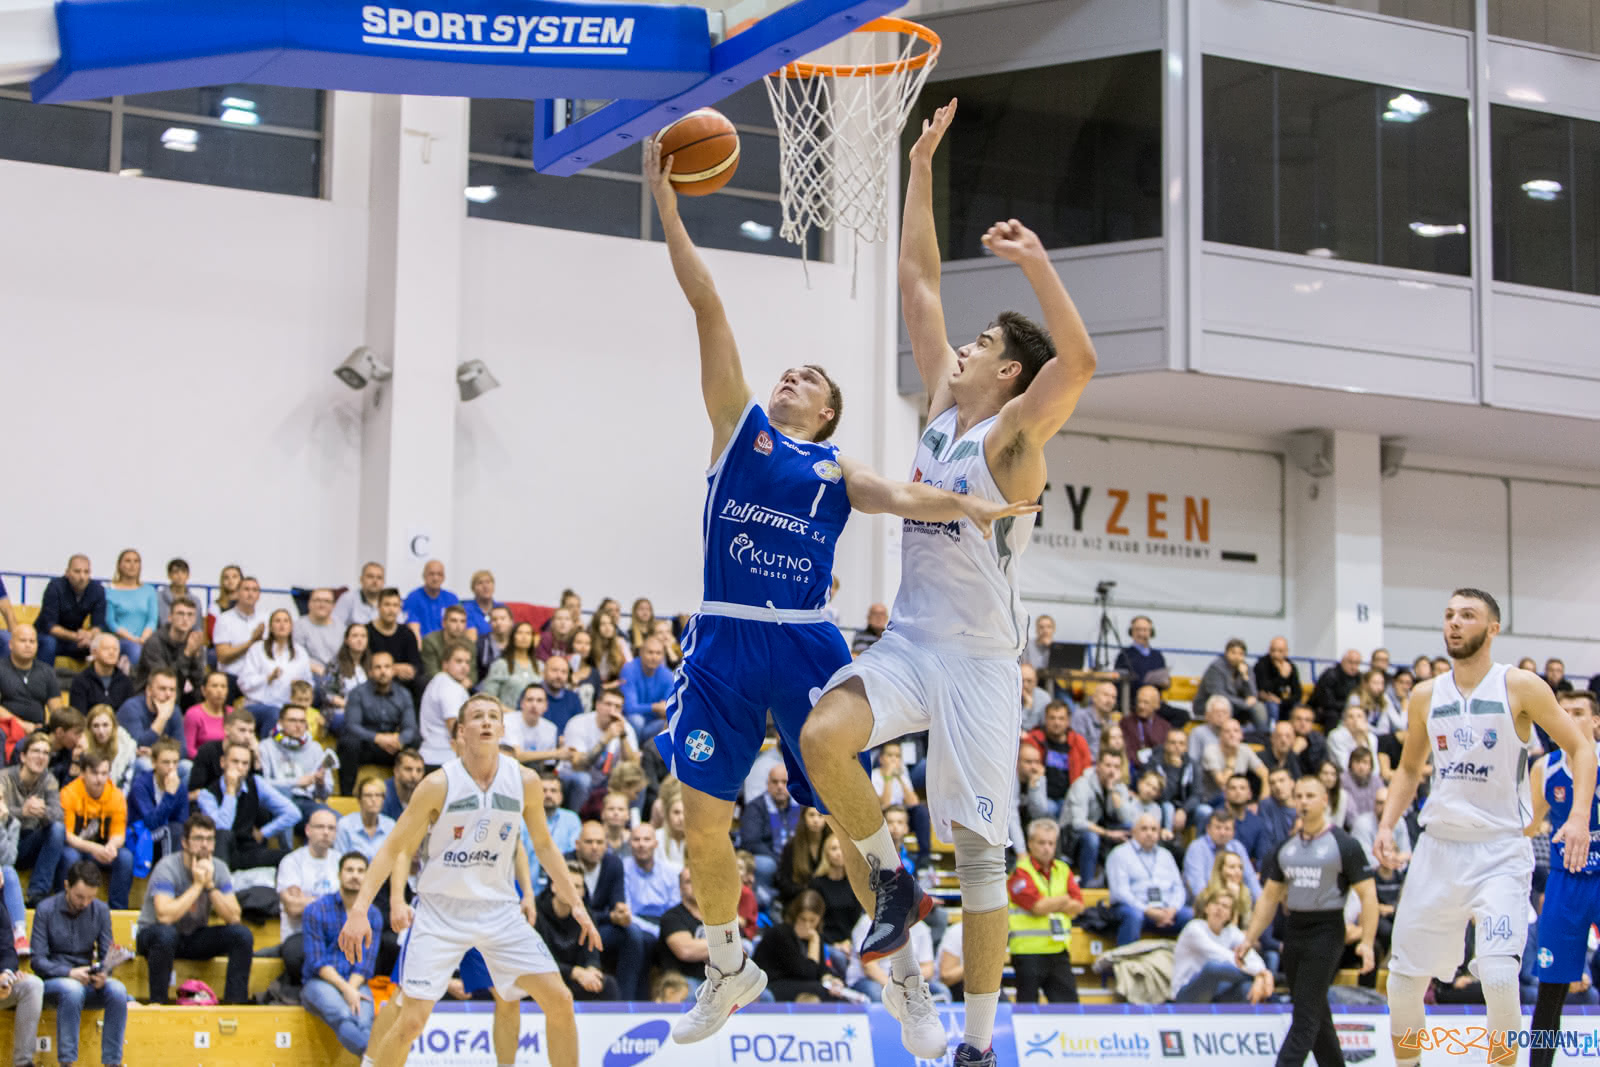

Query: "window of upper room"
<box><xmin>899</xmin><ymin>52</ymin><xmax>1164</xmax><ymax>261</ymax></box>
<box><xmin>466</xmin><ymin>82</ymin><xmax>820</xmax><ymax>261</ymax></box>
<box><xmin>1488</xmin><ymin>0</ymin><xmax>1600</xmax><ymax>56</ymax></box>
<box><xmin>0</xmin><ymin>84</ymin><xmax>325</xmax><ymax>198</ymax></box>
<box><xmin>1295</xmin><ymin>0</ymin><xmax>1473</xmax><ymax>32</ymax></box>
<box><xmin>1203</xmin><ymin>56</ymin><xmax>1471</xmax><ymax>276</ymax></box>
<box><xmin>1492</xmin><ymin>105</ymin><xmax>1600</xmax><ymax>297</ymax></box>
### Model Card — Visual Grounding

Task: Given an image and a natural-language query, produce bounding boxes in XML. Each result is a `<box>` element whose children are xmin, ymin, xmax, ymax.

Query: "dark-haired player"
<box><xmin>643</xmin><ymin>136</ymin><xmax>1037</xmax><ymax>1046</ymax></box>
<box><xmin>800</xmin><ymin>97</ymin><xmax>1098</xmax><ymax>1066</ymax></box>
<box><xmin>1378</xmin><ymin>589</ymin><xmax>1597</xmax><ymax>1067</ymax></box>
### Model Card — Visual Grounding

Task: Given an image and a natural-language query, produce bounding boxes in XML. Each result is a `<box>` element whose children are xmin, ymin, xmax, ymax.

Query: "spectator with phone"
<box><xmin>31</xmin><ymin>860</ymin><xmax>130</xmax><ymax>1067</ymax></box>
<box><xmin>0</xmin><ymin>866</ymin><xmax>42</xmax><ymax>1067</ymax></box>
<box><xmin>259</xmin><ymin>703</ymin><xmax>338</xmax><ymax>830</ymax></box>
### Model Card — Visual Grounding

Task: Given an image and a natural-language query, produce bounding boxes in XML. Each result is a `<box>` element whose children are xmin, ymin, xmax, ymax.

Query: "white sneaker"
<box><xmin>883</xmin><ymin>973</ymin><xmax>949</xmax><ymax>1060</ymax></box>
<box><xmin>671</xmin><ymin>959</ymin><xmax>768</xmax><ymax>1044</ymax></box>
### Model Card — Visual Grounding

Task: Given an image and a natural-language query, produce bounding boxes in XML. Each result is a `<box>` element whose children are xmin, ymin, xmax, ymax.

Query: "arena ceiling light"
<box><xmin>456</xmin><ymin>360</ymin><xmax>501</xmax><ymax>402</ymax></box>
<box><xmin>334</xmin><ymin>346</ymin><xmax>393</xmax><ymax>391</ymax></box>
<box><xmin>739</xmin><ymin>220</ymin><xmax>774</xmax><ymax>241</ymax></box>
<box><xmin>1522</xmin><ymin>179</ymin><xmax>1563</xmax><ymax>201</ymax></box>
<box><xmin>1409</xmin><ymin>222</ymin><xmax>1466</xmax><ymax>238</ymax></box>
<box><xmin>160</xmin><ymin>127</ymin><xmax>198</xmax><ymax>152</ymax></box>
<box><xmin>463</xmin><ymin>186</ymin><xmax>499</xmax><ymax>204</ymax></box>
<box><xmin>1382</xmin><ymin>93</ymin><xmax>1430</xmax><ymax>122</ymax></box>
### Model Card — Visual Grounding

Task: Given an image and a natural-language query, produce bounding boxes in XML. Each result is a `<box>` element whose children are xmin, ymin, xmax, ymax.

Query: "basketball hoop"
<box><xmin>760</xmin><ymin>17</ymin><xmax>940</xmax><ymax>256</ymax></box>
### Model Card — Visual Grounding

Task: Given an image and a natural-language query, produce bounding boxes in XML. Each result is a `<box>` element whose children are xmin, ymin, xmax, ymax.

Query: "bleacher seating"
<box><xmin>0</xmin><ymin>1005</ymin><xmax>358</xmax><ymax>1067</ymax></box>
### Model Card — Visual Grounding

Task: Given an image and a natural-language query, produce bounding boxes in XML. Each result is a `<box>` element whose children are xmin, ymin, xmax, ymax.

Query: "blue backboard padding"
<box><xmin>531</xmin><ymin>0</ymin><xmax>903</xmax><ymax>175</ymax></box>
<box><xmin>32</xmin><ymin>0</ymin><xmax>711</xmax><ymax>104</ymax></box>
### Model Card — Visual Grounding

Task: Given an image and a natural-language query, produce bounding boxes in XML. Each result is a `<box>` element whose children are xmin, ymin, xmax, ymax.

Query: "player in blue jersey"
<box><xmin>1527</xmin><ymin>689</ymin><xmax>1600</xmax><ymax>1067</ymax></box>
<box><xmin>645</xmin><ymin>138</ymin><xmax>1037</xmax><ymax>1044</ymax></box>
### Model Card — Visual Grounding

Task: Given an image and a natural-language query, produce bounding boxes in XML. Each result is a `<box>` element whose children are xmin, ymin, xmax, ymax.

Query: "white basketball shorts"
<box><xmin>397</xmin><ymin>894</ymin><xmax>556</xmax><ymax>1001</ymax></box>
<box><xmin>823</xmin><ymin>628</ymin><xmax>1022</xmax><ymax>848</ymax></box>
<box><xmin>1388</xmin><ymin>832</ymin><xmax>1533</xmax><ymax>981</ymax></box>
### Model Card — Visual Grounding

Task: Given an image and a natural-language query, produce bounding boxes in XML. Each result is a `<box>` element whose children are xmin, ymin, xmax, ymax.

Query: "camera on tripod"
<box><xmin>1092</xmin><ymin>580</ymin><xmax>1119</xmax><ymax>669</ymax></box>
<box><xmin>1095</xmin><ymin>580</ymin><xmax>1116</xmax><ymax>599</ymax></box>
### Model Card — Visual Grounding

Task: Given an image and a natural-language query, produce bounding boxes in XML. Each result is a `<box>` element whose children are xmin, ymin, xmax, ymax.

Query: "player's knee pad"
<box><xmin>1387</xmin><ymin>971</ymin><xmax>1429</xmax><ymax>1042</ymax></box>
<box><xmin>953</xmin><ymin>827</ymin><xmax>1007</xmax><ymax>913</ymax></box>
<box><xmin>1476</xmin><ymin>955</ymin><xmax>1523</xmax><ymax>1031</ymax></box>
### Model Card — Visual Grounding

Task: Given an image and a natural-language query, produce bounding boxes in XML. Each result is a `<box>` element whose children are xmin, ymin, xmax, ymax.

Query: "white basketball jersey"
<box><xmin>1420</xmin><ymin>663</ymin><xmax>1531</xmax><ymax>839</ymax></box>
<box><xmin>892</xmin><ymin>405</ymin><xmax>1034</xmax><ymax>659</ymax></box>
<box><xmin>416</xmin><ymin>755</ymin><xmax>525</xmax><ymax>903</ymax></box>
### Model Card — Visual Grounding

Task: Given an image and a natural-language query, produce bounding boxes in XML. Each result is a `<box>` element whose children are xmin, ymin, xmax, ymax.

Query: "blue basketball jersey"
<box><xmin>702</xmin><ymin>402</ymin><xmax>851</xmax><ymax>612</ymax></box>
<box><xmin>1544</xmin><ymin>743</ymin><xmax>1600</xmax><ymax>874</ymax></box>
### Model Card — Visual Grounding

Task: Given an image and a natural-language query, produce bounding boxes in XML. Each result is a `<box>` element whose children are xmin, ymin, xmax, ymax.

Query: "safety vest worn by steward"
<box><xmin>1007</xmin><ymin>854</ymin><xmax>1072</xmax><ymax>956</ymax></box>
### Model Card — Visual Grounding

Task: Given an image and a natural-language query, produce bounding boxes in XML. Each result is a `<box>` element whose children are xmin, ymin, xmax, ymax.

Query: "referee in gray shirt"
<box><xmin>1239</xmin><ymin>774</ymin><xmax>1377</xmax><ymax>1067</ymax></box>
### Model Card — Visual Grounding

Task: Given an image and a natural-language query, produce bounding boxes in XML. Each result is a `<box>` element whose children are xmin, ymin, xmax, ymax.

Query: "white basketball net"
<box><xmin>762</xmin><ymin>21</ymin><xmax>939</xmax><ymax>253</ymax></box>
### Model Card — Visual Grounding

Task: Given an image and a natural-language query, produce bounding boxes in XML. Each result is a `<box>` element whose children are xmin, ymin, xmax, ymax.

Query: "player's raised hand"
<box><xmin>339</xmin><ymin>909</ymin><xmax>372</xmax><ymax>966</ymax></box>
<box><xmin>959</xmin><ymin>496</ymin><xmax>1043</xmax><ymax>540</ymax></box>
<box><xmin>982</xmin><ymin>218</ymin><xmax>1046</xmax><ymax>266</ymax></box>
<box><xmin>1554</xmin><ymin>816</ymin><xmax>1592</xmax><ymax>872</ymax></box>
<box><xmin>909</xmin><ymin>98</ymin><xmax>956</xmax><ymax>164</ymax></box>
<box><xmin>644</xmin><ymin>136</ymin><xmax>676</xmax><ymax>213</ymax></box>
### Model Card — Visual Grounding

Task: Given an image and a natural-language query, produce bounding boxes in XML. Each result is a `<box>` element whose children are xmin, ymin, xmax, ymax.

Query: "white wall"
<box><xmin>0</xmin><ymin>148</ymin><xmax>370</xmax><ymax>592</ymax></box>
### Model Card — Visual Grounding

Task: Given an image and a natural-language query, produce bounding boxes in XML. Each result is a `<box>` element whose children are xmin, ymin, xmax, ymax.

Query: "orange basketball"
<box><xmin>657</xmin><ymin>108</ymin><xmax>740</xmax><ymax>196</ymax></box>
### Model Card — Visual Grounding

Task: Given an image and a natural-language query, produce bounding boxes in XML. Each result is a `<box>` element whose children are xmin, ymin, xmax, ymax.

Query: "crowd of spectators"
<box><xmin>0</xmin><ymin>559</ymin><xmax>1595</xmax><ymax>1058</ymax></box>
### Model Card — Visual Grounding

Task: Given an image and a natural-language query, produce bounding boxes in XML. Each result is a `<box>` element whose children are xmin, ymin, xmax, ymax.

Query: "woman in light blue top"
<box><xmin>105</xmin><ymin>548</ymin><xmax>158</xmax><ymax>668</ymax></box>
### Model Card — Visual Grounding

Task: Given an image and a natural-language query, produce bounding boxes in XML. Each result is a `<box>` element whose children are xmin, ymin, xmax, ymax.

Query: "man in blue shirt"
<box><xmin>300</xmin><ymin>851</ymin><xmax>380</xmax><ymax>1056</ymax></box>
<box><xmin>37</xmin><ymin>555</ymin><xmax>106</xmax><ymax>667</ymax></box>
<box><xmin>195</xmin><ymin>742</ymin><xmax>300</xmax><ymax>870</ymax></box>
<box><xmin>402</xmin><ymin>561</ymin><xmax>459</xmax><ymax>640</ymax></box>
<box><xmin>540</xmin><ymin>657</ymin><xmax>584</xmax><ymax>735</ymax></box>
<box><xmin>622</xmin><ymin>823</ymin><xmax>680</xmax><ymax>937</ymax></box>
<box><xmin>619</xmin><ymin>636</ymin><xmax>675</xmax><ymax>741</ymax></box>
<box><xmin>461</xmin><ymin>570</ymin><xmax>504</xmax><ymax>638</ymax></box>
<box><xmin>116</xmin><ymin>669</ymin><xmax>186</xmax><ymax>755</ymax></box>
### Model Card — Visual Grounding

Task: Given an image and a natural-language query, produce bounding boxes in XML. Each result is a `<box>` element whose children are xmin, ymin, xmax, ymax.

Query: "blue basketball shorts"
<box><xmin>653</xmin><ymin>613</ymin><xmax>851</xmax><ymax>811</ymax></box>
<box><xmin>1537</xmin><ymin>867</ymin><xmax>1600</xmax><ymax>983</ymax></box>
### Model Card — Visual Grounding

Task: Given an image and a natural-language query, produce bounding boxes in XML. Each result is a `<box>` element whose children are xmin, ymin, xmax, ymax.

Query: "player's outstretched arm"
<box><xmin>1375</xmin><ymin>682</ymin><xmax>1431</xmax><ymax>867</ymax></box>
<box><xmin>645</xmin><ymin>136</ymin><xmax>753</xmax><ymax>458</ymax></box>
<box><xmin>1517</xmin><ymin>669</ymin><xmax>1598</xmax><ymax>871</ymax></box>
<box><xmin>522</xmin><ymin>769</ymin><xmax>601</xmax><ymax>950</ymax></box>
<box><xmin>339</xmin><ymin>771</ymin><xmax>446</xmax><ymax>963</ymax></box>
<box><xmin>901</xmin><ymin>99</ymin><xmax>959</xmax><ymax>412</ymax></box>
<box><xmin>838</xmin><ymin>456</ymin><xmax>1039</xmax><ymax>538</ymax></box>
<box><xmin>985</xmin><ymin>220</ymin><xmax>1098</xmax><ymax>460</ymax></box>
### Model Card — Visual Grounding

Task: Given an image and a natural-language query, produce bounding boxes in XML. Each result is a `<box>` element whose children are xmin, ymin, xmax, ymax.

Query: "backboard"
<box><xmin>1</xmin><ymin>0</ymin><xmax>906</xmax><ymax>175</ymax></box>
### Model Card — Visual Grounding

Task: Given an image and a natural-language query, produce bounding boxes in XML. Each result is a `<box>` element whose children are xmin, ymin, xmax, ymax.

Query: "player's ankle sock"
<box><xmin>1530</xmin><ymin>980</ymin><xmax>1568</xmax><ymax>1067</ymax></box>
<box><xmin>964</xmin><ymin>991</ymin><xmax>999</xmax><ymax>1050</ymax></box>
<box><xmin>888</xmin><ymin>943</ymin><xmax>919</xmax><ymax>983</ymax></box>
<box><xmin>854</xmin><ymin>825</ymin><xmax>902</xmax><ymax>880</ymax></box>
<box><xmin>707</xmin><ymin>918</ymin><xmax>744</xmax><ymax>975</ymax></box>
<box><xmin>360</xmin><ymin>1058</ymin><xmax>376</xmax><ymax>1067</ymax></box>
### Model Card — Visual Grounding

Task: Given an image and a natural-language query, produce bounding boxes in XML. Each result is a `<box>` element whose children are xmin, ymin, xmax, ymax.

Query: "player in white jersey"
<box><xmin>800</xmin><ymin>98</ymin><xmax>1097</xmax><ymax>1067</ymax></box>
<box><xmin>339</xmin><ymin>693</ymin><xmax>599</xmax><ymax>1067</ymax></box>
<box><xmin>1377</xmin><ymin>588</ymin><xmax>1596</xmax><ymax>1067</ymax></box>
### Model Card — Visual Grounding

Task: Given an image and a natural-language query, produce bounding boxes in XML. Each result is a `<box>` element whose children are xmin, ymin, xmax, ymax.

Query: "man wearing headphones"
<box><xmin>1114</xmin><ymin>617</ymin><xmax>1168</xmax><ymax>691</ymax></box>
